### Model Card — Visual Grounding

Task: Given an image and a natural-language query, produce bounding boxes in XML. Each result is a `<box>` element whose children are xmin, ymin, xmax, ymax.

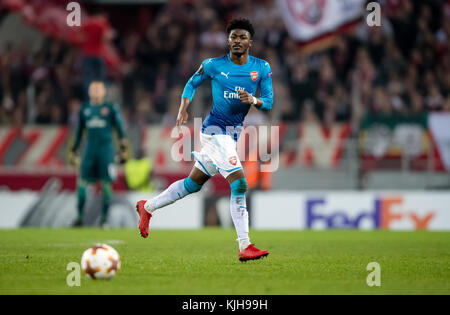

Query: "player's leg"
<box><xmin>74</xmin><ymin>178</ymin><xmax>88</xmax><ymax>227</ymax></box>
<box><xmin>100</xmin><ymin>180</ymin><xmax>112</xmax><ymax>226</ymax></box>
<box><xmin>74</xmin><ymin>155</ymin><xmax>96</xmax><ymax>227</ymax></box>
<box><xmin>225</xmin><ymin>169</ymin><xmax>269</xmax><ymax>261</ymax></box>
<box><xmin>226</xmin><ymin>169</ymin><xmax>250</xmax><ymax>249</ymax></box>
<box><xmin>143</xmin><ymin>166</ymin><xmax>210</xmax><ymax>213</ymax></box>
<box><xmin>200</xmin><ymin>132</ymin><xmax>268</xmax><ymax>260</ymax></box>
<box><xmin>136</xmin><ymin>164</ymin><xmax>212</xmax><ymax>238</ymax></box>
<box><xmin>98</xmin><ymin>151</ymin><xmax>116</xmax><ymax>227</ymax></box>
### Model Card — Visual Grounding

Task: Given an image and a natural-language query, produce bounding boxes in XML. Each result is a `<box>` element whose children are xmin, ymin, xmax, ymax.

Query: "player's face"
<box><xmin>228</xmin><ymin>29</ymin><xmax>252</xmax><ymax>56</ymax></box>
<box><xmin>88</xmin><ymin>82</ymin><xmax>106</xmax><ymax>104</ymax></box>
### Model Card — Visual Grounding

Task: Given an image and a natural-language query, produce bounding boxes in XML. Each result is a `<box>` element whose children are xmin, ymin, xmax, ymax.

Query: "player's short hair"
<box><xmin>226</xmin><ymin>18</ymin><xmax>255</xmax><ymax>38</ymax></box>
<box><xmin>90</xmin><ymin>80</ymin><xmax>105</xmax><ymax>85</ymax></box>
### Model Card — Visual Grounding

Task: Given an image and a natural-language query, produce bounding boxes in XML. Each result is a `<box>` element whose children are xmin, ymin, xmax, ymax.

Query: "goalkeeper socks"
<box><xmin>77</xmin><ymin>181</ymin><xmax>87</xmax><ymax>222</ymax></box>
<box><xmin>229</xmin><ymin>178</ymin><xmax>250</xmax><ymax>249</ymax></box>
<box><xmin>144</xmin><ymin>177</ymin><xmax>202</xmax><ymax>213</ymax></box>
<box><xmin>101</xmin><ymin>181</ymin><xmax>112</xmax><ymax>224</ymax></box>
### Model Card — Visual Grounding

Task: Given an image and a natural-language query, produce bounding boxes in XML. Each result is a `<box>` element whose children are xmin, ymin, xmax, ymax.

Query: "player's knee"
<box><xmin>230</xmin><ymin>178</ymin><xmax>247</xmax><ymax>195</ymax></box>
<box><xmin>100</xmin><ymin>181</ymin><xmax>112</xmax><ymax>196</ymax></box>
<box><xmin>77</xmin><ymin>180</ymin><xmax>88</xmax><ymax>190</ymax></box>
<box><xmin>183</xmin><ymin>177</ymin><xmax>202</xmax><ymax>193</ymax></box>
<box><xmin>100</xmin><ymin>181</ymin><xmax>111</xmax><ymax>189</ymax></box>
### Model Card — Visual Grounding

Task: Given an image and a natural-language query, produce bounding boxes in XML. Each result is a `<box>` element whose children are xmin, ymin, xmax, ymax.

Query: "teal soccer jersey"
<box><xmin>182</xmin><ymin>54</ymin><xmax>273</xmax><ymax>140</ymax></box>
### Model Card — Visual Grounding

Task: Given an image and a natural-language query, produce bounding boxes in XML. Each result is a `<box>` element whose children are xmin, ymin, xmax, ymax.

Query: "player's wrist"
<box><xmin>252</xmin><ymin>96</ymin><xmax>258</xmax><ymax>105</ymax></box>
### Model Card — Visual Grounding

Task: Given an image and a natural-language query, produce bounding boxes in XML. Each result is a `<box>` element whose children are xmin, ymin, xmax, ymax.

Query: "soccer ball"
<box><xmin>81</xmin><ymin>244</ymin><xmax>120</xmax><ymax>280</ymax></box>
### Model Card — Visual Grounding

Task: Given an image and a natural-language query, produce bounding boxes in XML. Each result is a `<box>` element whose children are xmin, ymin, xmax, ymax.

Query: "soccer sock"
<box><xmin>229</xmin><ymin>178</ymin><xmax>250</xmax><ymax>251</ymax></box>
<box><xmin>101</xmin><ymin>181</ymin><xmax>112</xmax><ymax>224</ymax></box>
<box><xmin>144</xmin><ymin>177</ymin><xmax>202</xmax><ymax>213</ymax></box>
<box><xmin>77</xmin><ymin>181</ymin><xmax>87</xmax><ymax>222</ymax></box>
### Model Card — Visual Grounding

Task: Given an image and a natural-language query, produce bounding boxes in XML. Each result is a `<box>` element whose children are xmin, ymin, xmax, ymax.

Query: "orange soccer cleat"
<box><xmin>238</xmin><ymin>244</ymin><xmax>269</xmax><ymax>262</ymax></box>
<box><xmin>136</xmin><ymin>200</ymin><xmax>152</xmax><ymax>238</ymax></box>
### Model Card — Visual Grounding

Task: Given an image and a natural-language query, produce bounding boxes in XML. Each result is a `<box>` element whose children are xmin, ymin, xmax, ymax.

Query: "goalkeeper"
<box><xmin>69</xmin><ymin>81</ymin><xmax>128</xmax><ymax>227</ymax></box>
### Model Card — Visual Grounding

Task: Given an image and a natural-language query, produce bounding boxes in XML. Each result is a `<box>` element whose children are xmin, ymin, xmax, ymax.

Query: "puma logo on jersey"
<box><xmin>220</xmin><ymin>72</ymin><xmax>230</xmax><ymax>79</ymax></box>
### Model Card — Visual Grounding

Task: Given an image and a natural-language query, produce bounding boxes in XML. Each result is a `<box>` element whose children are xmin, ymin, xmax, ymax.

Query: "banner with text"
<box><xmin>251</xmin><ymin>191</ymin><xmax>450</xmax><ymax>230</ymax></box>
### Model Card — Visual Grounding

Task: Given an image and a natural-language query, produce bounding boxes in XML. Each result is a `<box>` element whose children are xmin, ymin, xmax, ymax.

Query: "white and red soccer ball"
<box><xmin>81</xmin><ymin>244</ymin><xmax>120</xmax><ymax>280</ymax></box>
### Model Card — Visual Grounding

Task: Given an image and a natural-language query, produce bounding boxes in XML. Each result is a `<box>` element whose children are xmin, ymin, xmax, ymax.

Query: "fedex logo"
<box><xmin>306</xmin><ymin>197</ymin><xmax>435</xmax><ymax>230</ymax></box>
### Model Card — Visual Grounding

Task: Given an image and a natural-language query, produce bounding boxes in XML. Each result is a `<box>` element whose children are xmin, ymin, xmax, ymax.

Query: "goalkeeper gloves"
<box><xmin>68</xmin><ymin>147</ymin><xmax>80</xmax><ymax>166</ymax></box>
<box><xmin>116</xmin><ymin>143</ymin><xmax>129</xmax><ymax>164</ymax></box>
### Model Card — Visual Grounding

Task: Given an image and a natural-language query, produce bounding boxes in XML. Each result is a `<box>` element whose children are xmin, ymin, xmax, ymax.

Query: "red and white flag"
<box><xmin>276</xmin><ymin>0</ymin><xmax>365</xmax><ymax>42</ymax></box>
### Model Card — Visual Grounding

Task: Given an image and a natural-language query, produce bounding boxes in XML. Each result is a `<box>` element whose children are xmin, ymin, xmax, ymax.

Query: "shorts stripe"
<box><xmin>191</xmin><ymin>152</ymin><xmax>212</xmax><ymax>177</ymax></box>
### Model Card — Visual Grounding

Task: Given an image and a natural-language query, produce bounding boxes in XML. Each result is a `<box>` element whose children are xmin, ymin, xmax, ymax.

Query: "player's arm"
<box><xmin>69</xmin><ymin>107</ymin><xmax>85</xmax><ymax>165</ymax></box>
<box><xmin>112</xmin><ymin>104</ymin><xmax>129</xmax><ymax>164</ymax></box>
<box><xmin>72</xmin><ymin>107</ymin><xmax>85</xmax><ymax>151</ymax></box>
<box><xmin>177</xmin><ymin>97</ymin><xmax>190</xmax><ymax>126</ymax></box>
<box><xmin>177</xmin><ymin>61</ymin><xmax>212</xmax><ymax>126</ymax></box>
<box><xmin>238</xmin><ymin>63</ymin><xmax>273</xmax><ymax>111</ymax></box>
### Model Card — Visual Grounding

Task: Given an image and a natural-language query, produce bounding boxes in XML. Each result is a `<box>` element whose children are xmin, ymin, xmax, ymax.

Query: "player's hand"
<box><xmin>116</xmin><ymin>140</ymin><xmax>129</xmax><ymax>164</ymax></box>
<box><xmin>68</xmin><ymin>150</ymin><xmax>80</xmax><ymax>166</ymax></box>
<box><xmin>117</xmin><ymin>143</ymin><xmax>129</xmax><ymax>164</ymax></box>
<box><xmin>238</xmin><ymin>90</ymin><xmax>255</xmax><ymax>105</ymax></box>
<box><xmin>176</xmin><ymin>109</ymin><xmax>189</xmax><ymax>127</ymax></box>
<box><xmin>115</xmin><ymin>152</ymin><xmax>128</xmax><ymax>164</ymax></box>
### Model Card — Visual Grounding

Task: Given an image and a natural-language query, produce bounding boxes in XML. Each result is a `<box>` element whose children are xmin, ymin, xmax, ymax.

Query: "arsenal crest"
<box><xmin>250</xmin><ymin>71</ymin><xmax>258</xmax><ymax>81</ymax></box>
<box><xmin>229</xmin><ymin>156</ymin><xmax>238</xmax><ymax>166</ymax></box>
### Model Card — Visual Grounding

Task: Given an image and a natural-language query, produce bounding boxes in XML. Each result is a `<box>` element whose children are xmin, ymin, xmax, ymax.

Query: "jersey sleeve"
<box><xmin>72</xmin><ymin>106</ymin><xmax>85</xmax><ymax>151</ymax></box>
<box><xmin>258</xmin><ymin>62</ymin><xmax>273</xmax><ymax>111</ymax></box>
<box><xmin>181</xmin><ymin>58</ymin><xmax>214</xmax><ymax>102</ymax></box>
<box><xmin>111</xmin><ymin>103</ymin><xmax>126</xmax><ymax>139</ymax></box>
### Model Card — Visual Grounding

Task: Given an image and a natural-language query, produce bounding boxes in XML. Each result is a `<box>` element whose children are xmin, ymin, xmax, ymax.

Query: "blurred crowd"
<box><xmin>0</xmin><ymin>0</ymin><xmax>449</xmax><ymax>132</ymax></box>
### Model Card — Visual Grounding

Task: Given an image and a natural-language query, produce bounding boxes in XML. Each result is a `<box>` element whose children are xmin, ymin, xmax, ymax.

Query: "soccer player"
<box><xmin>70</xmin><ymin>81</ymin><xmax>128</xmax><ymax>227</ymax></box>
<box><xmin>136</xmin><ymin>18</ymin><xmax>273</xmax><ymax>262</ymax></box>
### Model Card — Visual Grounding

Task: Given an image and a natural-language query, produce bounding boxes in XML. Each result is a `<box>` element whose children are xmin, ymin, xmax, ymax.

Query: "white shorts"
<box><xmin>192</xmin><ymin>133</ymin><xmax>243</xmax><ymax>178</ymax></box>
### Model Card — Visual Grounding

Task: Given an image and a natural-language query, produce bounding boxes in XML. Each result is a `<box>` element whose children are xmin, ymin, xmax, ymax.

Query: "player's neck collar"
<box><xmin>90</xmin><ymin>100</ymin><xmax>105</xmax><ymax>106</ymax></box>
<box><xmin>228</xmin><ymin>53</ymin><xmax>250</xmax><ymax>66</ymax></box>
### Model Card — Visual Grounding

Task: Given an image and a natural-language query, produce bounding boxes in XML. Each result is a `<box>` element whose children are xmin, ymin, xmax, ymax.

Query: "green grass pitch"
<box><xmin>0</xmin><ymin>228</ymin><xmax>449</xmax><ymax>294</ymax></box>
